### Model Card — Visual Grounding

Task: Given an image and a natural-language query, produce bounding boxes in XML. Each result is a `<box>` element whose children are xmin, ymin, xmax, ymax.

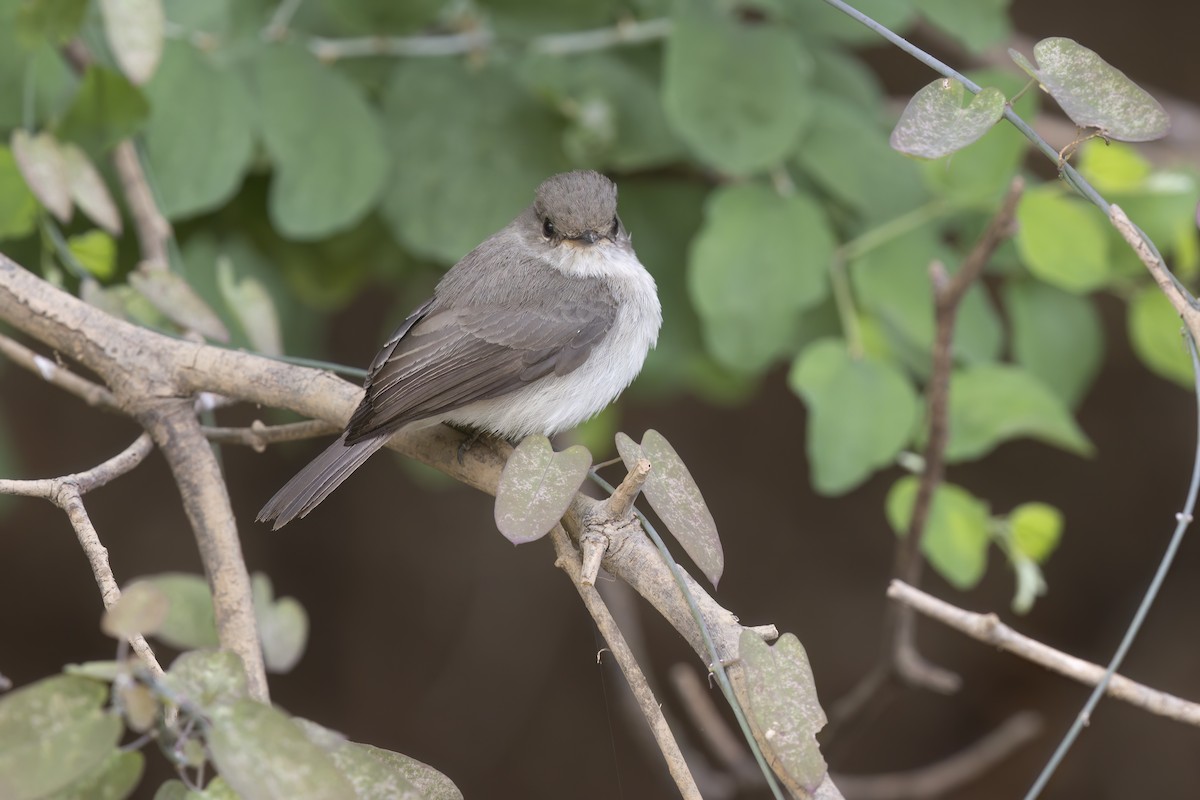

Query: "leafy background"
<box><xmin>2</xmin><ymin>0</ymin><xmax>1200</xmax><ymax>797</ymax></box>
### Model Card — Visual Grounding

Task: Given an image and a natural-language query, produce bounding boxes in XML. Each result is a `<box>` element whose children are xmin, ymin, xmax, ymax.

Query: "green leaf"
<box><xmin>101</xmin><ymin>580</ymin><xmax>169</xmax><ymax>638</ymax></box>
<box><xmin>252</xmin><ymin>574</ymin><xmax>309</xmax><ymax>674</ymax></box>
<box><xmin>61</xmin><ymin>144</ymin><xmax>122</xmax><ymax>234</ymax></box>
<box><xmin>1078</xmin><ymin>139</ymin><xmax>1152</xmax><ymax>194</ymax></box>
<box><xmin>100</xmin><ymin>0</ymin><xmax>165</xmax><ymax>85</ymax></box>
<box><xmin>1127</xmin><ymin>286</ymin><xmax>1193</xmax><ymax>387</ymax></box>
<box><xmin>16</xmin><ymin>0</ymin><xmax>90</xmax><ymax>44</ymax></box>
<box><xmin>10</xmin><ymin>129</ymin><xmax>71</xmax><ymax>222</ymax></box>
<box><xmin>789</xmin><ymin>339</ymin><xmax>919</xmax><ymax>494</ymax></box>
<box><xmin>294</xmin><ymin>718</ymin><xmax>464</xmax><ymax>800</ymax></box>
<box><xmin>0</xmin><ymin>145</ymin><xmax>39</xmax><ymax>240</ymax></box>
<box><xmin>164</xmin><ymin>650</ymin><xmax>248</xmax><ymax>711</ymax></box>
<box><xmin>890</xmin><ymin>78</ymin><xmax>1006</xmax><ymax>159</ymax></box>
<box><xmin>1009</xmin><ymin>502</ymin><xmax>1063</xmax><ymax>563</ymax></box>
<box><xmin>887</xmin><ymin>476</ymin><xmax>990</xmax><ymax>589</ymax></box>
<box><xmin>1009</xmin><ymin>37</ymin><xmax>1169</xmax><ymax>142</ymax></box>
<box><xmin>46</xmin><ymin>749</ymin><xmax>143</xmax><ymax>800</ymax></box>
<box><xmin>517</xmin><ymin>52</ymin><xmax>683</xmax><ymax>171</ymax></box>
<box><xmin>207</xmin><ymin>701</ymin><xmax>354</xmax><ymax>800</ymax></box>
<box><xmin>0</xmin><ymin>676</ymin><xmax>121</xmax><ymax>800</ymax></box>
<box><xmin>140</xmin><ymin>572</ymin><xmax>219</xmax><ymax>650</ymax></box>
<box><xmin>380</xmin><ymin>59</ymin><xmax>566</xmax><ymax>263</ymax></box>
<box><xmin>912</xmin><ymin>0</ymin><xmax>1011</xmax><ymax>53</ymax></box>
<box><xmin>615</xmin><ymin>430</ymin><xmax>723</xmax><ymax>587</ymax></box>
<box><xmin>494</xmin><ymin>436</ymin><xmax>592</xmax><ymax>544</ymax></box>
<box><xmin>1004</xmin><ymin>280</ymin><xmax>1103</xmax><ymax>407</ymax></box>
<box><xmin>795</xmin><ymin>93</ymin><xmax>927</xmax><ymax>222</ymax></box>
<box><xmin>688</xmin><ymin>184</ymin><xmax>834</xmax><ymax>372</ymax></box>
<box><xmin>738</xmin><ymin>632</ymin><xmax>826</xmax><ymax>794</ymax></box>
<box><xmin>255</xmin><ymin>42</ymin><xmax>389</xmax><ymax>239</ymax></box>
<box><xmin>945</xmin><ymin>364</ymin><xmax>1094</xmax><ymax>461</ymax></box>
<box><xmin>68</xmin><ymin>230</ymin><xmax>117</xmax><ymax>280</ymax></box>
<box><xmin>57</xmin><ymin>67</ymin><xmax>150</xmax><ymax>154</ymax></box>
<box><xmin>143</xmin><ymin>41</ymin><xmax>255</xmax><ymax>219</ymax></box>
<box><xmin>663</xmin><ymin>8</ymin><xmax>813</xmax><ymax>174</ymax></box>
<box><xmin>1014</xmin><ymin>186</ymin><xmax>1111</xmax><ymax>292</ymax></box>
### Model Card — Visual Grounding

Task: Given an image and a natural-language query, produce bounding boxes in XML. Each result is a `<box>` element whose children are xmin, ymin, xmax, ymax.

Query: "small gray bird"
<box><xmin>258</xmin><ymin>170</ymin><xmax>662</xmax><ymax>529</ymax></box>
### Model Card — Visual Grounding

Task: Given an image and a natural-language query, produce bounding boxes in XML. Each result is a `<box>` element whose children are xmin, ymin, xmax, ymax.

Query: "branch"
<box><xmin>889</xmin><ymin>581</ymin><xmax>1200</xmax><ymax>726</ymax></box>
<box><xmin>111</xmin><ymin>141</ymin><xmax>172</xmax><ymax>271</ymax></box>
<box><xmin>1110</xmin><ymin>204</ymin><xmax>1200</xmax><ymax>343</ymax></box>
<box><xmin>551</xmin><ymin>526</ymin><xmax>702</xmax><ymax>800</ymax></box>
<box><xmin>0</xmin><ymin>331</ymin><xmax>118</xmax><ymax>411</ymax></box>
<box><xmin>0</xmin><ymin>434</ymin><xmax>164</xmax><ymax>678</ymax></box>
<box><xmin>202</xmin><ymin>419</ymin><xmax>340</xmax><ymax>451</ymax></box>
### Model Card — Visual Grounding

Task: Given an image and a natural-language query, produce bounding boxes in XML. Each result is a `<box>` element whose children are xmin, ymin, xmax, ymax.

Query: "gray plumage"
<box><xmin>258</xmin><ymin>170</ymin><xmax>661</xmax><ymax>529</ymax></box>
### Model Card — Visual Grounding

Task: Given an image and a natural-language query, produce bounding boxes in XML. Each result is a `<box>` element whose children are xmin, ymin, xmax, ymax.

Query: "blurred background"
<box><xmin>3</xmin><ymin>0</ymin><xmax>1200</xmax><ymax>798</ymax></box>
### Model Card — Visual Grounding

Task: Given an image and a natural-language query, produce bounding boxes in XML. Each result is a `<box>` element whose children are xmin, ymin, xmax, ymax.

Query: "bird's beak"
<box><xmin>576</xmin><ymin>230</ymin><xmax>600</xmax><ymax>245</ymax></box>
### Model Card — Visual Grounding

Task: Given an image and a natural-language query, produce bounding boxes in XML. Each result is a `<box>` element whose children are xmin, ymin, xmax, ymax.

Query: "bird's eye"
<box><xmin>543</xmin><ymin>218</ymin><xmax>555</xmax><ymax>238</ymax></box>
<box><xmin>610</xmin><ymin>216</ymin><xmax>620</xmax><ymax>237</ymax></box>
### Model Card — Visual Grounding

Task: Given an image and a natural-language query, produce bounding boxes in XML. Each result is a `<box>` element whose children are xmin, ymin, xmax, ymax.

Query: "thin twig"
<box><xmin>111</xmin><ymin>141</ymin><xmax>172</xmax><ymax>271</ymax></box>
<box><xmin>834</xmin><ymin>711</ymin><xmax>1042</xmax><ymax>800</ymax></box>
<box><xmin>0</xmin><ymin>332</ymin><xmax>118</xmax><ymax>410</ymax></box>
<box><xmin>0</xmin><ymin>434</ymin><xmax>164</xmax><ymax>677</ymax></box>
<box><xmin>670</xmin><ymin>664</ymin><xmax>765</xmax><ymax>787</ymax></box>
<box><xmin>1110</xmin><ymin>204</ymin><xmax>1200</xmax><ymax>339</ymax></box>
<box><xmin>202</xmin><ymin>419</ymin><xmax>340</xmax><ymax>451</ymax></box>
<box><xmin>889</xmin><ymin>581</ymin><xmax>1200</xmax><ymax>727</ymax></box>
<box><xmin>529</xmin><ymin>17</ymin><xmax>673</xmax><ymax>55</ymax></box>
<box><xmin>263</xmin><ymin>0</ymin><xmax>304</xmax><ymax>41</ymax></box>
<box><xmin>550</xmin><ymin>526</ymin><xmax>703</xmax><ymax>800</ymax></box>
<box><xmin>606</xmin><ymin>458</ymin><xmax>650</xmax><ymax>519</ymax></box>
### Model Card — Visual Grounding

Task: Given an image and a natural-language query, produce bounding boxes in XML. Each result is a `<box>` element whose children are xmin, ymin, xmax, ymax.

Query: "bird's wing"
<box><xmin>344</xmin><ymin>290</ymin><xmax>617</xmax><ymax>443</ymax></box>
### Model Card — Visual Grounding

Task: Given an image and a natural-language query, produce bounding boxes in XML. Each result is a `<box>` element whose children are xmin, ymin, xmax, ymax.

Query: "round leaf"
<box><xmin>890</xmin><ymin>78</ymin><xmax>1006</xmax><ymax>159</ymax></box>
<box><xmin>255</xmin><ymin>43</ymin><xmax>389</xmax><ymax>240</ymax></box>
<box><xmin>789</xmin><ymin>339</ymin><xmax>919</xmax><ymax>495</ymax></box>
<box><xmin>207</xmin><ymin>701</ymin><xmax>354</xmax><ymax>800</ymax></box>
<box><xmin>738</xmin><ymin>632</ymin><xmax>827</xmax><ymax>794</ymax></box>
<box><xmin>494</xmin><ymin>436</ymin><xmax>592</xmax><ymax>544</ymax></box>
<box><xmin>945</xmin><ymin>364</ymin><xmax>1094</xmax><ymax>461</ymax></box>
<box><xmin>49</xmin><ymin>749</ymin><xmax>143</xmax><ymax>800</ymax></box>
<box><xmin>67</xmin><ymin>230</ymin><xmax>117</xmax><ymax>281</ymax></box>
<box><xmin>614</xmin><ymin>430</ymin><xmax>723</xmax><ymax>587</ymax></box>
<box><xmin>1010</xmin><ymin>37</ymin><xmax>1169</xmax><ymax>142</ymax></box>
<box><xmin>1015</xmin><ymin>186</ymin><xmax>1111</xmax><ymax>292</ymax></box>
<box><xmin>164</xmin><ymin>650</ymin><xmax>248</xmax><ymax>712</ymax></box>
<box><xmin>886</xmin><ymin>477</ymin><xmax>991</xmax><ymax>589</ymax></box>
<box><xmin>380</xmin><ymin>59</ymin><xmax>566</xmax><ymax>263</ymax></box>
<box><xmin>688</xmin><ymin>183</ymin><xmax>834</xmax><ymax>372</ymax></box>
<box><xmin>1010</xmin><ymin>502</ymin><xmax>1063</xmax><ymax>563</ymax></box>
<box><xmin>1004</xmin><ymin>280</ymin><xmax>1103</xmax><ymax>407</ymax></box>
<box><xmin>1127</xmin><ymin>286</ymin><xmax>1193</xmax><ymax>387</ymax></box>
<box><xmin>143</xmin><ymin>41</ymin><xmax>255</xmax><ymax>219</ymax></box>
<box><xmin>57</xmin><ymin>67</ymin><xmax>149</xmax><ymax>154</ymax></box>
<box><xmin>141</xmin><ymin>572</ymin><xmax>218</xmax><ymax>650</ymax></box>
<box><xmin>251</xmin><ymin>573</ymin><xmax>309</xmax><ymax>674</ymax></box>
<box><xmin>663</xmin><ymin>8</ymin><xmax>813</xmax><ymax>174</ymax></box>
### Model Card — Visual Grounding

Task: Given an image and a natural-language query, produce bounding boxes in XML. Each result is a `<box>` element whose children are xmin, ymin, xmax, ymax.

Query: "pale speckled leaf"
<box><xmin>100</xmin><ymin>0</ymin><xmax>164</xmax><ymax>85</ymax></box>
<box><xmin>0</xmin><ymin>675</ymin><xmax>121</xmax><ymax>800</ymax></box>
<box><xmin>140</xmin><ymin>572</ymin><xmax>218</xmax><ymax>650</ymax></box>
<box><xmin>129</xmin><ymin>268</ymin><xmax>230</xmax><ymax>342</ymax></box>
<box><xmin>739</xmin><ymin>632</ymin><xmax>827</xmax><ymax>794</ymax></box>
<box><xmin>163</xmin><ymin>650</ymin><xmax>248</xmax><ymax>712</ymax></box>
<box><xmin>101</xmin><ymin>580</ymin><xmax>169</xmax><ymax>638</ymax></box>
<box><xmin>615</xmin><ymin>430</ymin><xmax>723</xmax><ymax>587</ymax></box>
<box><xmin>890</xmin><ymin>78</ymin><xmax>1005</xmax><ymax>159</ymax></box>
<box><xmin>208</xmin><ymin>702</ymin><xmax>354</xmax><ymax>800</ymax></box>
<box><xmin>61</xmin><ymin>144</ymin><xmax>121</xmax><ymax>234</ymax></box>
<box><xmin>1010</xmin><ymin>37</ymin><xmax>1169</xmax><ymax>142</ymax></box>
<box><xmin>10</xmin><ymin>129</ymin><xmax>71</xmax><ymax>222</ymax></box>
<box><xmin>252</xmin><ymin>573</ymin><xmax>308</xmax><ymax>674</ymax></box>
<box><xmin>494</xmin><ymin>436</ymin><xmax>592</xmax><ymax>544</ymax></box>
<box><xmin>47</xmin><ymin>749</ymin><xmax>143</xmax><ymax>800</ymax></box>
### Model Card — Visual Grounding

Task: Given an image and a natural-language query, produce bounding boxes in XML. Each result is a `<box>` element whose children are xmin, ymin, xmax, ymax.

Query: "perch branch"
<box><xmin>0</xmin><ymin>434</ymin><xmax>163</xmax><ymax>677</ymax></box>
<box><xmin>551</xmin><ymin>526</ymin><xmax>702</xmax><ymax>800</ymax></box>
<box><xmin>202</xmin><ymin>419</ymin><xmax>341</xmax><ymax>451</ymax></box>
<box><xmin>889</xmin><ymin>581</ymin><xmax>1200</xmax><ymax>726</ymax></box>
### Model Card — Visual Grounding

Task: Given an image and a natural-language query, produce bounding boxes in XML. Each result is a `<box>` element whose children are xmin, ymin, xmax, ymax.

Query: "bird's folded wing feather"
<box><xmin>345</xmin><ymin>291</ymin><xmax>616</xmax><ymax>443</ymax></box>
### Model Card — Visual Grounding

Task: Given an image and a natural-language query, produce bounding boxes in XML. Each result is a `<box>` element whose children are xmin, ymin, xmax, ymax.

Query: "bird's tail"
<box><xmin>257</xmin><ymin>432</ymin><xmax>390</xmax><ymax>530</ymax></box>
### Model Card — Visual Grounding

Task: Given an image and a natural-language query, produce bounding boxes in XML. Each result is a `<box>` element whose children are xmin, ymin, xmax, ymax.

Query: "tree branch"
<box><xmin>0</xmin><ymin>331</ymin><xmax>118</xmax><ymax>411</ymax></box>
<box><xmin>0</xmin><ymin>433</ymin><xmax>164</xmax><ymax>677</ymax></box>
<box><xmin>889</xmin><ymin>580</ymin><xmax>1200</xmax><ymax>726</ymax></box>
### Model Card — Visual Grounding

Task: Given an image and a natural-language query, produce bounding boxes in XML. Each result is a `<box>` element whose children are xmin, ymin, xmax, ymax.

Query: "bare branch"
<box><xmin>551</xmin><ymin>526</ymin><xmax>703</xmax><ymax>800</ymax></box>
<box><xmin>1110</xmin><ymin>204</ymin><xmax>1200</xmax><ymax>343</ymax></box>
<box><xmin>0</xmin><ymin>434</ymin><xmax>163</xmax><ymax>677</ymax></box>
<box><xmin>202</xmin><ymin>419</ymin><xmax>340</xmax><ymax>451</ymax></box>
<box><xmin>606</xmin><ymin>458</ymin><xmax>651</xmax><ymax>519</ymax></box>
<box><xmin>834</xmin><ymin>711</ymin><xmax>1042</xmax><ymax>800</ymax></box>
<box><xmin>111</xmin><ymin>141</ymin><xmax>172</xmax><ymax>271</ymax></box>
<box><xmin>0</xmin><ymin>332</ymin><xmax>117</xmax><ymax>411</ymax></box>
<box><xmin>889</xmin><ymin>581</ymin><xmax>1200</xmax><ymax>726</ymax></box>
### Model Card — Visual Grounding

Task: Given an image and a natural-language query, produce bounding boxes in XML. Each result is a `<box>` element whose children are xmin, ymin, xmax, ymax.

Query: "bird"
<box><xmin>257</xmin><ymin>170</ymin><xmax>662</xmax><ymax>529</ymax></box>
